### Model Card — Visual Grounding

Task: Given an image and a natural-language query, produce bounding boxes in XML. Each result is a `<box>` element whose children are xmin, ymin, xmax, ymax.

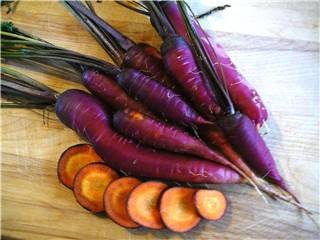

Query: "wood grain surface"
<box><xmin>1</xmin><ymin>1</ymin><xmax>319</xmax><ymax>239</ymax></box>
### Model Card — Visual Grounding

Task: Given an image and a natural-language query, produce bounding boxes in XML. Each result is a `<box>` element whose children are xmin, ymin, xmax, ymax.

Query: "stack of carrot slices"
<box><xmin>57</xmin><ymin>144</ymin><xmax>227</xmax><ymax>233</ymax></box>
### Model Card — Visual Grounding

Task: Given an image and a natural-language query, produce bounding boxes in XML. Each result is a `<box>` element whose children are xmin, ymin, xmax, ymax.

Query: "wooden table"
<box><xmin>2</xmin><ymin>1</ymin><xmax>319</xmax><ymax>239</ymax></box>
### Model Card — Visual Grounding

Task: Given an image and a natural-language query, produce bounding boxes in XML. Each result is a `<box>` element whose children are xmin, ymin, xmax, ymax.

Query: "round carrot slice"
<box><xmin>127</xmin><ymin>181</ymin><xmax>168</xmax><ymax>229</ymax></box>
<box><xmin>73</xmin><ymin>163</ymin><xmax>119</xmax><ymax>213</ymax></box>
<box><xmin>194</xmin><ymin>189</ymin><xmax>227</xmax><ymax>220</ymax></box>
<box><xmin>57</xmin><ymin>144</ymin><xmax>103</xmax><ymax>188</ymax></box>
<box><xmin>104</xmin><ymin>177</ymin><xmax>141</xmax><ymax>228</ymax></box>
<box><xmin>160</xmin><ymin>187</ymin><xmax>201</xmax><ymax>233</ymax></box>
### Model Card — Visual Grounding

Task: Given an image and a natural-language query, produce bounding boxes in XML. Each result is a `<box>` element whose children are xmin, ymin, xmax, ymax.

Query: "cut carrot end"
<box><xmin>104</xmin><ymin>177</ymin><xmax>141</xmax><ymax>228</ymax></box>
<box><xmin>73</xmin><ymin>163</ymin><xmax>119</xmax><ymax>213</ymax></box>
<box><xmin>57</xmin><ymin>144</ymin><xmax>103</xmax><ymax>188</ymax></box>
<box><xmin>194</xmin><ymin>189</ymin><xmax>227</xmax><ymax>221</ymax></box>
<box><xmin>160</xmin><ymin>187</ymin><xmax>201</xmax><ymax>233</ymax></box>
<box><xmin>127</xmin><ymin>181</ymin><xmax>168</xmax><ymax>230</ymax></box>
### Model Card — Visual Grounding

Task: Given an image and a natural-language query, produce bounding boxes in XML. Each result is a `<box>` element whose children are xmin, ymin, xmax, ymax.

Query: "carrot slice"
<box><xmin>127</xmin><ymin>181</ymin><xmax>168</xmax><ymax>229</ymax></box>
<box><xmin>194</xmin><ymin>189</ymin><xmax>227</xmax><ymax>220</ymax></box>
<box><xmin>160</xmin><ymin>187</ymin><xmax>201</xmax><ymax>233</ymax></box>
<box><xmin>73</xmin><ymin>163</ymin><xmax>119</xmax><ymax>213</ymax></box>
<box><xmin>57</xmin><ymin>144</ymin><xmax>103</xmax><ymax>188</ymax></box>
<box><xmin>104</xmin><ymin>177</ymin><xmax>141</xmax><ymax>228</ymax></box>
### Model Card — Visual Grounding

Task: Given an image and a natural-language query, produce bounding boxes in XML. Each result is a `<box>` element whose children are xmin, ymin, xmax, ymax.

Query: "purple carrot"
<box><xmin>116</xmin><ymin>68</ymin><xmax>210</xmax><ymax>126</ymax></box>
<box><xmin>56</xmin><ymin>89</ymin><xmax>242</xmax><ymax>184</ymax></box>
<box><xmin>113</xmin><ymin>109</ymin><xmax>229</xmax><ymax>166</ymax></box>
<box><xmin>82</xmin><ymin>69</ymin><xmax>152</xmax><ymax>115</ymax></box>
<box><xmin>161</xmin><ymin>36</ymin><xmax>223</xmax><ymax>120</ymax></box>
<box><xmin>217</xmin><ymin>112</ymin><xmax>287</xmax><ymax>189</ymax></box>
<box><xmin>161</xmin><ymin>1</ymin><xmax>268</xmax><ymax>126</ymax></box>
<box><xmin>144</xmin><ymin>1</ymin><xmax>223</xmax><ymax>121</ymax></box>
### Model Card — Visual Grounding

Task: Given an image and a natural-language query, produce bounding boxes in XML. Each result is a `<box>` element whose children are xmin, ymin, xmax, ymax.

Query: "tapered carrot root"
<box><xmin>127</xmin><ymin>181</ymin><xmax>168</xmax><ymax>229</ymax></box>
<box><xmin>194</xmin><ymin>189</ymin><xmax>227</xmax><ymax>221</ymax></box>
<box><xmin>57</xmin><ymin>144</ymin><xmax>103</xmax><ymax>188</ymax></box>
<box><xmin>104</xmin><ymin>177</ymin><xmax>141</xmax><ymax>228</ymax></box>
<box><xmin>199</xmin><ymin>125</ymin><xmax>255</xmax><ymax>179</ymax></box>
<box><xmin>160</xmin><ymin>187</ymin><xmax>201</xmax><ymax>233</ymax></box>
<box><xmin>73</xmin><ymin>163</ymin><xmax>119</xmax><ymax>213</ymax></box>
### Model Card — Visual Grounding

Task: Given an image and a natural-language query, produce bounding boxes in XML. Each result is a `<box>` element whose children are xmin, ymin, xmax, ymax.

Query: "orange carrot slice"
<box><xmin>57</xmin><ymin>144</ymin><xmax>103</xmax><ymax>188</ymax></box>
<box><xmin>73</xmin><ymin>163</ymin><xmax>119</xmax><ymax>213</ymax></box>
<box><xmin>127</xmin><ymin>181</ymin><xmax>168</xmax><ymax>229</ymax></box>
<box><xmin>194</xmin><ymin>189</ymin><xmax>227</xmax><ymax>220</ymax></box>
<box><xmin>160</xmin><ymin>187</ymin><xmax>201</xmax><ymax>233</ymax></box>
<box><xmin>104</xmin><ymin>177</ymin><xmax>141</xmax><ymax>228</ymax></box>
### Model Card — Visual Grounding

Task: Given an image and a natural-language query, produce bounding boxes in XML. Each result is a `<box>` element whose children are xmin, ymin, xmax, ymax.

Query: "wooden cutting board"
<box><xmin>1</xmin><ymin>1</ymin><xmax>319</xmax><ymax>239</ymax></box>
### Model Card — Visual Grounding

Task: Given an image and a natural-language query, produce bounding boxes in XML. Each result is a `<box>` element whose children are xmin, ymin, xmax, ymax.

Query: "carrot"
<box><xmin>113</xmin><ymin>109</ymin><xmax>233</xmax><ymax>167</ymax></box>
<box><xmin>160</xmin><ymin>187</ymin><xmax>201</xmax><ymax>233</ymax></box>
<box><xmin>199</xmin><ymin>124</ymin><xmax>255</xmax><ymax>179</ymax></box>
<box><xmin>83</xmin><ymin>70</ymin><xmax>152</xmax><ymax>115</ymax></box>
<box><xmin>194</xmin><ymin>189</ymin><xmax>227</xmax><ymax>221</ymax></box>
<box><xmin>73</xmin><ymin>163</ymin><xmax>119</xmax><ymax>213</ymax></box>
<box><xmin>116</xmin><ymin>69</ymin><xmax>210</xmax><ymax>126</ymax></box>
<box><xmin>217</xmin><ymin>112</ymin><xmax>288</xmax><ymax>192</ymax></box>
<box><xmin>57</xmin><ymin>144</ymin><xmax>103</xmax><ymax>188</ymax></box>
<box><xmin>127</xmin><ymin>181</ymin><xmax>168</xmax><ymax>229</ymax></box>
<box><xmin>143</xmin><ymin>2</ymin><xmax>224</xmax><ymax>120</ymax></box>
<box><xmin>161</xmin><ymin>1</ymin><xmax>268</xmax><ymax>126</ymax></box>
<box><xmin>104</xmin><ymin>177</ymin><xmax>141</xmax><ymax>228</ymax></box>
<box><xmin>160</xmin><ymin>36</ymin><xmax>222</xmax><ymax>120</ymax></box>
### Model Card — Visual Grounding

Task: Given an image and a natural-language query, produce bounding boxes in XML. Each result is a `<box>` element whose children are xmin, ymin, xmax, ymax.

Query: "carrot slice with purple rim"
<box><xmin>73</xmin><ymin>163</ymin><xmax>119</xmax><ymax>213</ymax></box>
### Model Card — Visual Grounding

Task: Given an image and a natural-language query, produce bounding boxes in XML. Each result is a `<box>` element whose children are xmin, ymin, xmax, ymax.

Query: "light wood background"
<box><xmin>1</xmin><ymin>1</ymin><xmax>319</xmax><ymax>239</ymax></box>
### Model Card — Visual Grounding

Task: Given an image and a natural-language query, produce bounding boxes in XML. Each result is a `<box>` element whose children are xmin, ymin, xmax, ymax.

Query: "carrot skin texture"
<box><xmin>122</xmin><ymin>43</ymin><xmax>176</xmax><ymax>89</ymax></box>
<box><xmin>161</xmin><ymin>36</ymin><xmax>222</xmax><ymax>120</ymax></box>
<box><xmin>55</xmin><ymin>89</ymin><xmax>241</xmax><ymax>184</ymax></box>
<box><xmin>82</xmin><ymin>69</ymin><xmax>151</xmax><ymax>114</ymax></box>
<box><xmin>116</xmin><ymin>68</ymin><xmax>209</xmax><ymax>126</ymax></box>
<box><xmin>113</xmin><ymin>109</ymin><xmax>230</xmax><ymax>166</ymax></box>
<box><xmin>217</xmin><ymin>112</ymin><xmax>287</xmax><ymax>190</ymax></box>
<box><xmin>161</xmin><ymin>2</ymin><xmax>268</xmax><ymax>126</ymax></box>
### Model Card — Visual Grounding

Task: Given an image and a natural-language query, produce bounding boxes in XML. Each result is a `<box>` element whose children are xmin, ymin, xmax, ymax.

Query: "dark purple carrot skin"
<box><xmin>82</xmin><ymin>69</ymin><xmax>151</xmax><ymax>115</ymax></box>
<box><xmin>55</xmin><ymin>89</ymin><xmax>241</xmax><ymax>184</ymax></box>
<box><xmin>161</xmin><ymin>2</ymin><xmax>268</xmax><ymax>126</ymax></box>
<box><xmin>116</xmin><ymin>68</ymin><xmax>209</xmax><ymax>126</ymax></box>
<box><xmin>161</xmin><ymin>36</ymin><xmax>222</xmax><ymax>121</ymax></box>
<box><xmin>217</xmin><ymin>112</ymin><xmax>287</xmax><ymax>190</ymax></box>
<box><xmin>122</xmin><ymin>43</ymin><xmax>177</xmax><ymax>90</ymax></box>
<box><xmin>112</xmin><ymin>109</ymin><xmax>231</xmax><ymax>166</ymax></box>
